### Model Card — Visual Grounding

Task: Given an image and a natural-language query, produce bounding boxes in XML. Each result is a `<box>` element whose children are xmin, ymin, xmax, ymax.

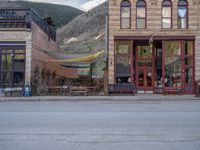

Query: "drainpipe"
<box><xmin>105</xmin><ymin>14</ymin><xmax>109</xmax><ymax>68</ymax></box>
<box><xmin>198</xmin><ymin>1</ymin><xmax>199</xmax><ymax>34</ymax></box>
<box><xmin>104</xmin><ymin>10</ymin><xmax>109</xmax><ymax>95</ymax></box>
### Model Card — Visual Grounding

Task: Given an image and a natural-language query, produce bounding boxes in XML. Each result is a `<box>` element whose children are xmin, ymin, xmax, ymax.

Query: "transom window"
<box><xmin>120</xmin><ymin>0</ymin><xmax>131</xmax><ymax>29</ymax></box>
<box><xmin>178</xmin><ymin>0</ymin><xmax>188</xmax><ymax>29</ymax></box>
<box><xmin>162</xmin><ymin>0</ymin><xmax>172</xmax><ymax>29</ymax></box>
<box><xmin>136</xmin><ymin>0</ymin><xmax>146</xmax><ymax>29</ymax></box>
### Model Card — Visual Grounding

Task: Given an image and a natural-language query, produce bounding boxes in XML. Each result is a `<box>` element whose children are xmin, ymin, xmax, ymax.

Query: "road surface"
<box><xmin>0</xmin><ymin>100</ymin><xmax>200</xmax><ymax>150</ymax></box>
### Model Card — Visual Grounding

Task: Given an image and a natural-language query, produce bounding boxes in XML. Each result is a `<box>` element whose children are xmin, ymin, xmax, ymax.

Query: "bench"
<box><xmin>48</xmin><ymin>86</ymin><xmax>69</xmax><ymax>95</ymax></box>
<box><xmin>69</xmin><ymin>86</ymin><xmax>89</xmax><ymax>96</ymax></box>
<box><xmin>4</xmin><ymin>87</ymin><xmax>23</xmax><ymax>97</ymax></box>
<box><xmin>163</xmin><ymin>88</ymin><xmax>184</xmax><ymax>95</ymax></box>
<box><xmin>109</xmin><ymin>83</ymin><xmax>136</xmax><ymax>95</ymax></box>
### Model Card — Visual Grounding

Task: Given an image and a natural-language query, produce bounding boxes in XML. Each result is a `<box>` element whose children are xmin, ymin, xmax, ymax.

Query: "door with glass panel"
<box><xmin>137</xmin><ymin>45</ymin><xmax>153</xmax><ymax>93</ymax></box>
<box><xmin>138</xmin><ymin>67</ymin><xmax>153</xmax><ymax>92</ymax></box>
<box><xmin>182</xmin><ymin>41</ymin><xmax>194</xmax><ymax>94</ymax></box>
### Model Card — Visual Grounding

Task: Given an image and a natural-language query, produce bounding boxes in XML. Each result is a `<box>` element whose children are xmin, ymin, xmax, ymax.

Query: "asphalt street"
<box><xmin>0</xmin><ymin>100</ymin><xmax>200</xmax><ymax>150</ymax></box>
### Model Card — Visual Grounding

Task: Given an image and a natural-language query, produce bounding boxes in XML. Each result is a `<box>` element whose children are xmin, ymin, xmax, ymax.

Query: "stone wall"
<box><xmin>195</xmin><ymin>36</ymin><xmax>200</xmax><ymax>81</ymax></box>
<box><xmin>109</xmin><ymin>0</ymin><xmax>200</xmax><ymax>83</ymax></box>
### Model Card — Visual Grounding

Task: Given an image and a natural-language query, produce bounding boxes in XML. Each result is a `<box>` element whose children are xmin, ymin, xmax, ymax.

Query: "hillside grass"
<box><xmin>16</xmin><ymin>1</ymin><xmax>83</xmax><ymax>28</ymax></box>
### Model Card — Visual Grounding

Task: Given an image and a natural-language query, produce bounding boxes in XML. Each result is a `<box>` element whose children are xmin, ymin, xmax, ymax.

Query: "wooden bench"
<box><xmin>69</xmin><ymin>86</ymin><xmax>89</xmax><ymax>96</ymax></box>
<box><xmin>109</xmin><ymin>83</ymin><xmax>137</xmax><ymax>95</ymax></box>
<box><xmin>163</xmin><ymin>88</ymin><xmax>184</xmax><ymax>95</ymax></box>
<box><xmin>48</xmin><ymin>86</ymin><xmax>69</xmax><ymax>95</ymax></box>
<box><xmin>4</xmin><ymin>87</ymin><xmax>23</xmax><ymax>97</ymax></box>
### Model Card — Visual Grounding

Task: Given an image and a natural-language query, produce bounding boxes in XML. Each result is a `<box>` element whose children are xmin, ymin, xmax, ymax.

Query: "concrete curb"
<box><xmin>0</xmin><ymin>95</ymin><xmax>199</xmax><ymax>102</ymax></box>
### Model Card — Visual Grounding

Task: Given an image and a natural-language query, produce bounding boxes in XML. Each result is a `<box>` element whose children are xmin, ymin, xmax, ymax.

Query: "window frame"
<box><xmin>177</xmin><ymin>0</ymin><xmax>188</xmax><ymax>29</ymax></box>
<box><xmin>162</xmin><ymin>0</ymin><xmax>172</xmax><ymax>29</ymax></box>
<box><xmin>120</xmin><ymin>0</ymin><xmax>131</xmax><ymax>29</ymax></box>
<box><xmin>115</xmin><ymin>40</ymin><xmax>132</xmax><ymax>83</ymax></box>
<box><xmin>136</xmin><ymin>0</ymin><xmax>147</xmax><ymax>29</ymax></box>
<box><xmin>0</xmin><ymin>46</ymin><xmax>26</xmax><ymax>88</ymax></box>
<box><xmin>163</xmin><ymin>41</ymin><xmax>182</xmax><ymax>88</ymax></box>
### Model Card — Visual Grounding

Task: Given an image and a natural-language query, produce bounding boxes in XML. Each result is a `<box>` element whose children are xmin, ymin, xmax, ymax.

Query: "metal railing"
<box><xmin>30</xmin><ymin>9</ymin><xmax>56</xmax><ymax>41</ymax></box>
<box><xmin>0</xmin><ymin>8</ymin><xmax>56</xmax><ymax>41</ymax></box>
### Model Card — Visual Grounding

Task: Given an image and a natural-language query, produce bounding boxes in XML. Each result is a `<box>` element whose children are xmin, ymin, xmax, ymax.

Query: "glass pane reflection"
<box><xmin>185</xmin><ymin>68</ymin><xmax>192</xmax><ymax>84</ymax></box>
<box><xmin>1</xmin><ymin>54</ymin><xmax>12</xmax><ymax>71</ymax></box>
<box><xmin>165</xmin><ymin>56</ymin><xmax>181</xmax><ymax>87</ymax></box>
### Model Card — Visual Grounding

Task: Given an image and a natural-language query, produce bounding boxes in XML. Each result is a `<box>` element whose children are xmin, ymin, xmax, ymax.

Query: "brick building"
<box><xmin>108</xmin><ymin>0</ymin><xmax>200</xmax><ymax>94</ymax></box>
<box><xmin>0</xmin><ymin>8</ymin><xmax>77</xmax><ymax>89</ymax></box>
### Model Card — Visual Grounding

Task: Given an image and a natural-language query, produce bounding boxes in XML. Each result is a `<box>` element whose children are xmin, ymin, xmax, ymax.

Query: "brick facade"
<box><xmin>109</xmin><ymin>0</ymin><xmax>200</xmax><ymax>84</ymax></box>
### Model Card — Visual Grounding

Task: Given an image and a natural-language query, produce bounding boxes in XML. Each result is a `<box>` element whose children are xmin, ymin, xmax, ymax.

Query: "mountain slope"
<box><xmin>57</xmin><ymin>2</ymin><xmax>108</xmax><ymax>54</ymax></box>
<box><xmin>0</xmin><ymin>1</ymin><xmax>83</xmax><ymax>28</ymax></box>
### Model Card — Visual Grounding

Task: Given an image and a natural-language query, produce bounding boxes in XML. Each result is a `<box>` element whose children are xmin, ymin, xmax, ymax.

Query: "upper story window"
<box><xmin>136</xmin><ymin>0</ymin><xmax>146</xmax><ymax>29</ymax></box>
<box><xmin>162</xmin><ymin>0</ymin><xmax>172</xmax><ymax>29</ymax></box>
<box><xmin>120</xmin><ymin>0</ymin><xmax>131</xmax><ymax>29</ymax></box>
<box><xmin>178</xmin><ymin>0</ymin><xmax>188</xmax><ymax>29</ymax></box>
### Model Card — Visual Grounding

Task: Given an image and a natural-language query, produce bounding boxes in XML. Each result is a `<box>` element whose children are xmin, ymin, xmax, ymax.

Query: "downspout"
<box><xmin>105</xmin><ymin>14</ymin><xmax>109</xmax><ymax>68</ymax></box>
<box><xmin>197</xmin><ymin>1</ymin><xmax>199</xmax><ymax>34</ymax></box>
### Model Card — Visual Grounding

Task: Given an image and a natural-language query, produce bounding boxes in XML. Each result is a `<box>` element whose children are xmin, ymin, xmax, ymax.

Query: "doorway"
<box><xmin>136</xmin><ymin>44</ymin><xmax>153</xmax><ymax>93</ymax></box>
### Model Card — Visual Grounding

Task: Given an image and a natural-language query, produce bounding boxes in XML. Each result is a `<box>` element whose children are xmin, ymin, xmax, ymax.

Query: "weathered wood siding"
<box><xmin>109</xmin><ymin>0</ymin><xmax>200</xmax><ymax>83</ymax></box>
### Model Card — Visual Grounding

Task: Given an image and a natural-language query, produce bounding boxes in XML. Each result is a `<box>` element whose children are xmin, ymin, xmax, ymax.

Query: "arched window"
<box><xmin>136</xmin><ymin>0</ymin><xmax>146</xmax><ymax>29</ymax></box>
<box><xmin>162</xmin><ymin>0</ymin><xmax>172</xmax><ymax>29</ymax></box>
<box><xmin>120</xmin><ymin>0</ymin><xmax>131</xmax><ymax>29</ymax></box>
<box><xmin>178</xmin><ymin>0</ymin><xmax>188</xmax><ymax>29</ymax></box>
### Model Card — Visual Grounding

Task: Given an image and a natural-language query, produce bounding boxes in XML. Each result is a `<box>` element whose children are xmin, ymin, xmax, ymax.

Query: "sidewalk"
<box><xmin>0</xmin><ymin>94</ymin><xmax>199</xmax><ymax>101</ymax></box>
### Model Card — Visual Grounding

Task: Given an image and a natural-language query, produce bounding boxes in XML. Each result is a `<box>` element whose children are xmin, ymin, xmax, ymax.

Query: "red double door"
<box><xmin>134</xmin><ymin>41</ymin><xmax>194</xmax><ymax>94</ymax></box>
<box><xmin>136</xmin><ymin>45</ymin><xmax>154</xmax><ymax>93</ymax></box>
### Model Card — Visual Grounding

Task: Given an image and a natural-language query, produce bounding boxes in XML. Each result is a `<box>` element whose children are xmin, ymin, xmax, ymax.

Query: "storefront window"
<box><xmin>14</xmin><ymin>54</ymin><xmax>25</xmax><ymax>71</ymax></box>
<box><xmin>183</xmin><ymin>40</ymin><xmax>194</xmax><ymax>93</ymax></box>
<box><xmin>165</xmin><ymin>41</ymin><xmax>181</xmax><ymax>56</ymax></box>
<box><xmin>116</xmin><ymin>56</ymin><xmax>130</xmax><ymax>77</ymax></box>
<box><xmin>164</xmin><ymin>41</ymin><xmax>181</xmax><ymax>88</ymax></box>
<box><xmin>117</xmin><ymin>45</ymin><xmax>129</xmax><ymax>54</ymax></box>
<box><xmin>0</xmin><ymin>47</ymin><xmax>25</xmax><ymax>88</ymax></box>
<box><xmin>1</xmin><ymin>72</ymin><xmax>10</xmax><ymax>86</ymax></box>
<box><xmin>184</xmin><ymin>41</ymin><xmax>193</xmax><ymax>55</ymax></box>
<box><xmin>14</xmin><ymin>72</ymin><xmax>24</xmax><ymax>86</ymax></box>
<box><xmin>115</xmin><ymin>41</ymin><xmax>131</xmax><ymax>83</ymax></box>
<box><xmin>185</xmin><ymin>68</ymin><xmax>192</xmax><ymax>84</ymax></box>
<box><xmin>1</xmin><ymin>53</ymin><xmax>12</xmax><ymax>71</ymax></box>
